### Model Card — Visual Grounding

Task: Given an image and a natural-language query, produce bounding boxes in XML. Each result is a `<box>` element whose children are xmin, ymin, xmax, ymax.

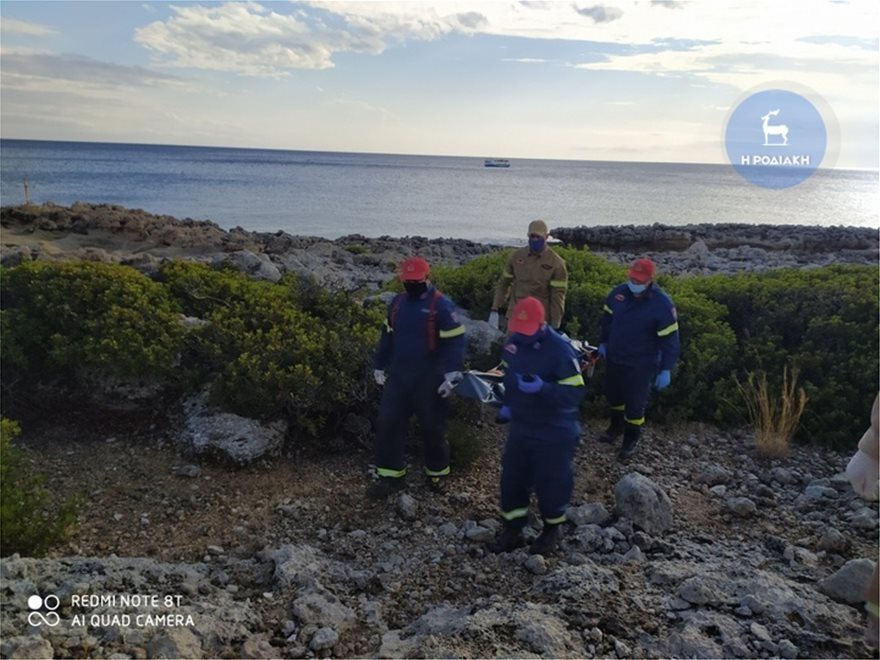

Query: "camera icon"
<box><xmin>27</xmin><ymin>594</ymin><xmax>60</xmax><ymax>627</ymax></box>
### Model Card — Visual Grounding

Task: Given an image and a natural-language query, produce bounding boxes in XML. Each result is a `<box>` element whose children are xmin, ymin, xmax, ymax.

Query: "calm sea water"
<box><xmin>1</xmin><ymin>139</ymin><xmax>876</xmax><ymax>243</ymax></box>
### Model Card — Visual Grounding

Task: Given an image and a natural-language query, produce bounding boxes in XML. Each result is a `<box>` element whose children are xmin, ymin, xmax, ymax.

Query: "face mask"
<box><xmin>403</xmin><ymin>281</ymin><xmax>428</xmax><ymax>299</ymax></box>
<box><xmin>528</xmin><ymin>238</ymin><xmax>546</xmax><ymax>253</ymax></box>
<box><xmin>627</xmin><ymin>281</ymin><xmax>647</xmax><ymax>295</ymax></box>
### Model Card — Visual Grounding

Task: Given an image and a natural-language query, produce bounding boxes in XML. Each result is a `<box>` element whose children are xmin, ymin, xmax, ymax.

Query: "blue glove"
<box><xmin>654</xmin><ymin>369</ymin><xmax>671</xmax><ymax>390</ymax></box>
<box><xmin>495</xmin><ymin>405</ymin><xmax>511</xmax><ymax>424</ymax></box>
<box><xmin>517</xmin><ymin>374</ymin><xmax>544</xmax><ymax>394</ymax></box>
<box><xmin>598</xmin><ymin>343</ymin><xmax>607</xmax><ymax>359</ymax></box>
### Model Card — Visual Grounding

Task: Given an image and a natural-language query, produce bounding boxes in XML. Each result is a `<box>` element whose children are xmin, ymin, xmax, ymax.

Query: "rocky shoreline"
<box><xmin>1</xmin><ymin>203</ymin><xmax>877</xmax><ymax>291</ymax></box>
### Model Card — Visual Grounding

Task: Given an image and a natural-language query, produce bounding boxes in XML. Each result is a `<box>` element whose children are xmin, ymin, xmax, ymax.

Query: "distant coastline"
<box><xmin>1</xmin><ymin>203</ymin><xmax>876</xmax><ymax>291</ymax></box>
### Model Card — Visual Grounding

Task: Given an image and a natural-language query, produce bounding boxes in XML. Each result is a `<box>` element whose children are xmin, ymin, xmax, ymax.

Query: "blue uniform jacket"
<box><xmin>373</xmin><ymin>288</ymin><xmax>466</xmax><ymax>378</ymax></box>
<box><xmin>501</xmin><ymin>326</ymin><xmax>586</xmax><ymax>438</ymax></box>
<box><xmin>600</xmin><ymin>283</ymin><xmax>680</xmax><ymax>370</ymax></box>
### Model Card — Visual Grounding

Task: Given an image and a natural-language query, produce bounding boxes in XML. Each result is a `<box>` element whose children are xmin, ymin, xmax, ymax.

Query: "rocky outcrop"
<box><xmin>3</xmin><ymin>204</ymin><xmax>877</xmax><ymax>290</ymax></box>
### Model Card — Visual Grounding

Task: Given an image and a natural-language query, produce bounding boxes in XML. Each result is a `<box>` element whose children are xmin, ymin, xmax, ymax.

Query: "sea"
<box><xmin>0</xmin><ymin>139</ymin><xmax>876</xmax><ymax>244</ymax></box>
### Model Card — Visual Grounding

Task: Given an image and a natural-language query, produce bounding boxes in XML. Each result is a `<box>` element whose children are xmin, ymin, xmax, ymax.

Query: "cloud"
<box><xmin>501</xmin><ymin>57</ymin><xmax>549</xmax><ymax>63</ymax></box>
<box><xmin>134</xmin><ymin>2</ymin><xmax>488</xmax><ymax>76</ymax></box>
<box><xmin>574</xmin><ymin>4</ymin><xmax>624</xmax><ymax>24</ymax></box>
<box><xmin>650</xmin><ymin>0</ymin><xmax>686</xmax><ymax>9</ymax></box>
<box><xmin>1</xmin><ymin>17</ymin><xmax>57</xmax><ymax>36</ymax></box>
<box><xmin>1</xmin><ymin>50</ymin><xmax>187</xmax><ymax>89</ymax></box>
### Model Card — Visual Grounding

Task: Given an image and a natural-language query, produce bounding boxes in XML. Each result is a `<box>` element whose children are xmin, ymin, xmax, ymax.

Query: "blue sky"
<box><xmin>1</xmin><ymin>1</ymin><xmax>877</xmax><ymax>167</ymax></box>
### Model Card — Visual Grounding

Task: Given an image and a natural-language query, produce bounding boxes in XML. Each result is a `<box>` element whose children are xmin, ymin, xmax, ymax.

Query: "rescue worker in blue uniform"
<box><xmin>598</xmin><ymin>258</ymin><xmax>680</xmax><ymax>460</ymax></box>
<box><xmin>369</xmin><ymin>257</ymin><xmax>466</xmax><ymax>499</ymax></box>
<box><xmin>490</xmin><ymin>297</ymin><xmax>586</xmax><ymax>556</ymax></box>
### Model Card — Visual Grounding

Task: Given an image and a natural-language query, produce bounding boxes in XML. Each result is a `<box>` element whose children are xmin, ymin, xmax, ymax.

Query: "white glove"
<box><xmin>437</xmin><ymin>371</ymin><xmax>462</xmax><ymax>398</ymax></box>
<box><xmin>846</xmin><ymin>449</ymin><xmax>879</xmax><ymax>500</ymax></box>
<box><xmin>488</xmin><ymin>311</ymin><xmax>499</xmax><ymax>329</ymax></box>
<box><xmin>373</xmin><ymin>369</ymin><xmax>386</xmax><ymax>386</ymax></box>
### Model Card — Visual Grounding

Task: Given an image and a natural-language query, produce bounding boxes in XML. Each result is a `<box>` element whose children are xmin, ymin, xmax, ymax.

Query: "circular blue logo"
<box><xmin>725</xmin><ymin>89</ymin><xmax>826</xmax><ymax>189</ymax></box>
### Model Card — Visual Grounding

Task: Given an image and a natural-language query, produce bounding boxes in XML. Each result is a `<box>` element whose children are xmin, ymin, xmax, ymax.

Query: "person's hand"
<box><xmin>516</xmin><ymin>374</ymin><xmax>544</xmax><ymax>394</ymax></box>
<box><xmin>846</xmin><ymin>449</ymin><xmax>880</xmax><ymax>500</ymax></box>
<box><xmin>373</xmin><ymin>369</ymin><xmax>386</xmax><ymax>386</ymax></box>
<box><xmin>488</xmin><ymin>311</ymin><xmax>499</xmax><ymax>329</ymax></box>
<box><xmin>654</xmin><ymin>370</ymin><xmax>671</xmax><ymax>390</ymax></box>
<box><xmin>495</xmin><ymin>405</ymin><xmax>511</xmax><ymax>424</ymax></box>
<box><xmin>438</xmin><ymin>371</ymin><xmax>463</xmax><ymax>398</ymax></box>
<box><xmin>598</xmin><ymin>344</ymin><xmax>607</xmax><ymax>359</ymax></box>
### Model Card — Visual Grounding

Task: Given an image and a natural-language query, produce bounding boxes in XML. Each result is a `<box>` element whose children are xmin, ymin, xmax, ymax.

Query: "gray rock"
<box><xmin>213</xmin><ymin>250</ymin><xmax>282</xmax><ymax>282</ymax></box>
<box><xmin>678</xmin><ymin>576</ymin><xmax>722</xmax><ymax>606</ymax></box>
<box><xmin>464</xmin><ymin>525</ymin><xmax>494</xmax><ymax>543</ymax></box>
<box><xmin>524</xmin><ymin>554</ymin><xmax>548</xmax><ymax>575</ymax></box>
<box><xmin>728</xmin><ymin>497</ymin><xmax>758</xmax><ymax>517</ymax></box>
<box><xmin>397</xmin><ymin>494</ymin><xmax>418</xmax><ymax>521</ymax></box>
<box><xmin>147</xmin><ymin>628</ymin><xmax>203</xmax><ymax>659</ymax></box>
<box><xmin>567</xmin><ymin>502</ymin><xmax>611</xmax><ymax>526</ymax></box>
<box><xmin>818</xmin><ymin>558</ymin><xmax>876</xmax><ymax>604</ymax></box>
<box><xmin>292</xmin><ymin>592</ymin><xmax>356</xmax><ymax>632</ymax></box>
<box><xmin>310</xmin><ymin>627</ymin><xmax>340</xmax><ymax>651</ymax></box>
<box><xmin>697</xmin><ymin>464</ymin><xmax>732</xmax><ymax>486</ymax></box>
<box><xmin>750</xmin><ymin>622</ymin><xmax>772</xmax><ymax>641</ymax></box>
<box><xmin>614</xmin><ymin>472</ymin><xmax>674</xmax><ymax>535</ymax></box>
<box><xmin>804</xmin><ymin>484</ymin><xmax>837</xmax><ymax>500</ymax></box>
<box><xmin>174</xmin><ymin>464</ymin><xmax>202</xmax><ymax>478</ymax></box>
<box><xmin>777</xmin><ymin>638</ymin><xmax>799</xmax><ymax>659</ymax></box>
<box><xmin>179</xmin><ymin>387</ymin><xmax>287</xmax><ymax>465</ymax></box>
<box><xmin>0</xmin><ymin>636</ymin><xmax>54</xmax><ymax>660</ymax></box>
<box><xmin>770</xmin><ymin>467</ymin><xmax>797</xmax><ymax>485</ymax></box>
<box><xmin>240</xmin><ymin>635</ymin><xmax>277</xmax><ymax>658</ymax></box>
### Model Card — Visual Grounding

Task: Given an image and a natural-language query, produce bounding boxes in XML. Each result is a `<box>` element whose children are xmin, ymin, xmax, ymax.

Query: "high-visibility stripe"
<box><xmin>657</xmin><ymin>322</ymin><xmax>679</xmax><ymax>337</ymax></box>
<box><xmin>550</xmin><ymin>280</ymin><xmax>568</xmax><ymax>288</ymax></box>
<box><xmin>557</xmin><ymin>374</ymin><xmax>585</xmax><ymax>387</ymax></box>
<box><xmin>603</xmin><ymin>304</ymin><xmax>613</xmax><ymax>314</ymax></box>
<box><xmin>500</xmin><ymin>360</ymin><xmax>508</xmax><ymax>368</ymax></box>
<box><xmin>439</xmin><ymin>325</ymin><xmax>465</xmax><ymax>339</ymax></box>
<box><xmin>625</xmin><ymin>416</ymin><xmax>645</xmax><ymax>426</ymax></box>
<box><xmin>503</xmin><ymin>272</ymin><xmax>514</xmax><ymax>279</ymax></box>
<box><xmin>424</xmin><ymin>466</ymin><xmax>450</xmax><ymax>477</ymax></box>
<box><xmin>611</xmin><ymin>404</ymin><xmax>625</xmax><ymax>411</ymax></box>
<box><xmin>544</xmin><ymin>514</ymin><xmax>566</xmax><ymax>525</ymax></box>
<box><xmin>384</xmin><ymin>319</ymin><xmax>393</xmax><ymax>332</ymax></box>
<box><xmin>501</xmin><ymin>507</ymin><xmax>529</xmax><ymax>521</ymax></box>
<box><xmin>376</xmin><ymin>467</ymin><xmax>406</xmax><ymax>478</ymax></box>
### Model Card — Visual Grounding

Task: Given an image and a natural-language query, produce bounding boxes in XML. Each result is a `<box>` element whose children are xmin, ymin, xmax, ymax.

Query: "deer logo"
<box><xmin>761</xmin><ymin>109</ymin><xmax>789</xmax><ymax>146</ymax></box>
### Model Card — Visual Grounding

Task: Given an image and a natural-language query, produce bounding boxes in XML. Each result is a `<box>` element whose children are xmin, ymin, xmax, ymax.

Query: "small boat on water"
<box><xmin>484</xmin><ymin>158</ymin><xmax>510</xmax><ymax>168</ymax></box>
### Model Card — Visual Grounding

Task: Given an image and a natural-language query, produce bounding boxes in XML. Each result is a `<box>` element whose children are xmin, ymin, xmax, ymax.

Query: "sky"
<box><xmin>1</xmin><ymin>0</ymin><xmax>878</xmax><ymax>168</ymax></box>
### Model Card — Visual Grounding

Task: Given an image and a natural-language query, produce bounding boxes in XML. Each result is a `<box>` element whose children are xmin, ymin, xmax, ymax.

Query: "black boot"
<box><xmin>529</xmin><ymin>522</ymin><xmax>562</xmax><ymax>556</ymax></box>
<box><xmin>599</xmin><ymin>409</ymin><xmax>625</xmax><ymax>444</ymax></box>
<box><xmin>489</xmin><ymin>522</ymin><xmax>526</xmax><ymax>553</ymax></box>
<box><xmin>366</xmin><ymin>477</ymin><xmax>405</xmax><ymax>499</ymax></box>
<box><xmin>618</xmin><ymin>424</ymin><xmax>641</xmax><ymax>460</ymax></box>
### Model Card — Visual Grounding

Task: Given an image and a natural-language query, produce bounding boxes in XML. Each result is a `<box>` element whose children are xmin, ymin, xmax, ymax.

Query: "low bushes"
<box><xmin>1</xmin><ymin>261</ymin><xmax>183</xmax><ymax>384</ymax></box>
<box><xmin>2</xmin><ymin>252</ymin><xmax>875</xmax><ymax>451</ymax></box>
<box><xmin>0</xmin><ymin>419</ymin><xmax>78</xmax><ymax>557</ymax></box>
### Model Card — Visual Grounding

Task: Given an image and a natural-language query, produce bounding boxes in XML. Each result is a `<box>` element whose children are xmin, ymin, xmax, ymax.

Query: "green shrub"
<box><xmin>686</xmin><ymin>266</ymin><xmax>878</xmax><ymax>448</ymax></box>
<box><xmin>1</xmin><ymin>261</ymin><xmax>183</xmax><ymax>383</ymax></box>
<box><xmin>447</xmin><ymin>400</ymin><xmax>489</xmax><ymax>469</ymax></box>
<box><xmin>159</xmin><ymin>262</ymin><xmax>382</xmax><ymax>435</ymax></box>
<box><xmin>0</xmin><ymin>419</ymin><xmax>78</xmax><ymax>557</ymax></box>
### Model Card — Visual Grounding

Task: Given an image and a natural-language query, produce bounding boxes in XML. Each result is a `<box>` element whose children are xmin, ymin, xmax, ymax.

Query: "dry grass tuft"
<box><xmin>737</xmin><ymin>366</ymin><xmax>808</xmax><ymax>458</ymax></box>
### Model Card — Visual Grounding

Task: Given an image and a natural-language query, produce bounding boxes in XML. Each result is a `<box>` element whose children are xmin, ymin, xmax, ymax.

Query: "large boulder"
<box><xmin>614</xmin><ymin>472</ymin><xmax>674</xmax><ymax>535</ymax></box>
<box><xmin>178</xmin><ymin>388</ymin><xmax>287</xmax><ymax>465</ymax></box>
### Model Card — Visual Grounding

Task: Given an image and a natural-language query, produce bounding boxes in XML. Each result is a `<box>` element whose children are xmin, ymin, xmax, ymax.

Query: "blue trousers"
<box><xmin>375</xmin><ymin>371</ymin><xmax>449</xmax><ymax>476</ymax></box>
<box><xmin>604</xmin><ymin>360</ymin><xmax>655</xmax><ymax>424</ymax></box>
<box><xmin>500</xmin><ymin>426</ymin><xmax>577</xmax><ymax>523</ymax></box>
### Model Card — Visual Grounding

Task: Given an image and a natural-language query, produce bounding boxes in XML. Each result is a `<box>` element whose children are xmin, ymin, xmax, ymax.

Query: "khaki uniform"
<box><xmin>492</xmin><ymin>247</ymin><xmax>568</xmax><ymax>328</ymax></box>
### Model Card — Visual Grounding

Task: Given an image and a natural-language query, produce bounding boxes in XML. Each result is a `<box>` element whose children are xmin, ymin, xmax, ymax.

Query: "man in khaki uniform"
<box><xmin>489</xmin><ymin>220</ymin><xmax>568</xmax><ymax>330</ymax></box>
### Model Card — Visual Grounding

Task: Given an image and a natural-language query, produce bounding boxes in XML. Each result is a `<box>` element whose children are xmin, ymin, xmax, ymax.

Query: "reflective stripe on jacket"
<box><xmin>600</xmin><ymin>282</ymin><xmax>680</xmax><ymax>370</ymax></box>
<box><xmin>500</xmin><ymin>326</ymin><xmax>586</xmax><ymax>438</ymax></box>
<box><xmin>374</xmin><ymin>287</ymin><xmax>466</xmax><ymax>376</ymax></box>
<box><xmin>492</xmin><ymin>247</ymin><xmax>568</xmax><ymax>328</ymax></box>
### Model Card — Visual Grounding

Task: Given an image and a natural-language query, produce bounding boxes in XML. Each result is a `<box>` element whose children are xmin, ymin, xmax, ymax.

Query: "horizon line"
<box><xmin>2</xmin><ymin>136</ymin><xmax>877</xmax><ymax>173</ymax></box>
